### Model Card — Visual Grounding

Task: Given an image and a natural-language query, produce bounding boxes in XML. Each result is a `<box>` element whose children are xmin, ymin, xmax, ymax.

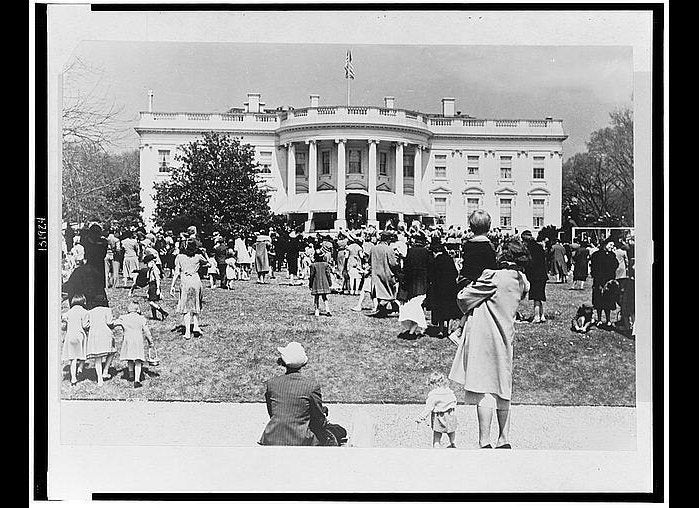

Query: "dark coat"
<box><xmin>523</xmin><ymin>238</ymin><xmax>548</xmax><ymax>282</ymax></box>
<box><xmin>460</xmin><ymin>239</ymin><xmax>497</xmax><ymax>284</ymax></box>
<box><xmin>400</xmin><ymin>245</ymin><xmax>432</xmax><ymax>301</ymax></box>
<box><xmin>572</xmin><ymin>246</ymin><xmax>590</xmax><ymax>281</ymax></box>
<box><xmin>590</xmin><ymin>249</ymin><xmax>619</xmax><ymax>310</ymax></box>
<box><xmin>427</xmin><ymin>252</ymin><xmax>463</xmax><ymax>323</ymax></box>
<box><xmin>309</xmin><ymin>261</ymin><xmax>332</xmax><ymax>295</ymax></box>
<box><xmin>590</xmin><ymin>249</ymin><xmax>618</xmax><ymax>286</ymax></box>
<box><xmin>258</xmin><ymin>371</ymin><xmax>329</xmax><ymax>446</ymax></box>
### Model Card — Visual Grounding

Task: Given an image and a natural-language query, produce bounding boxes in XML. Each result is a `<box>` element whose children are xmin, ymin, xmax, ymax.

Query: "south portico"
<box><xmin>280</xmin><ymin>134</ymin><xmax>433</xmax><ymax>231</ymax></box>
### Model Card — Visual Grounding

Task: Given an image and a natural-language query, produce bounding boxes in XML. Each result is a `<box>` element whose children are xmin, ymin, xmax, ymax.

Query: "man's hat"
<box><xmin>277</xmin><ymin>342</ymin><xmax>308</xmax><ymax>369</ymax></box>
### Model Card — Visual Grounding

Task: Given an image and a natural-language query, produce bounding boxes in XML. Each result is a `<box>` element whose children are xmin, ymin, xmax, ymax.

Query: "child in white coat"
<box><xmin>415</xmin><ymin>372</ymin><xmax>458</xmax><ymax>448</ymax></box>
<box><xmin>61</xmin><ymin>294</ymin><xmax>90</xmax><ymax>385</ymax></box>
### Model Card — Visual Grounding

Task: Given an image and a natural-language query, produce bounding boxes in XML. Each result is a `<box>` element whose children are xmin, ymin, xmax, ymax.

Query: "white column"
<box><xmin>335</xmin><ymin>139</ymin><xmax>347</xmax><ymax>229</ymax></box>
<box><xmin>395</xmin><ymin>142</ymin><xmax>404</xmax><ymax>199</ymax></box>
<box><xmin>287</xmin><ymin>142</ymin><xmax>296</xmax><ymax>199</ymax></box>
<box><xmin>414</xmin><ymin>144</ymin><xmax>423</xmax><ymax>201</ymax></box>
<box><xmin>306</xmin><ymin>139</ymin><xmax>317</xmax><ymax>232</ymax></box>
<box><xmin>368</xmin><ymin>139</ymin><xmax>378</xmax><ymax>225</ymax></box>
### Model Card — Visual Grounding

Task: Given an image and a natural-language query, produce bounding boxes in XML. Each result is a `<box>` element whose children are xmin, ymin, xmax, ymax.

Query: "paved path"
<box><xmin>60</xmin><ymin>400</ymin><xmax>636</xmax><ymax>450</ymax></box>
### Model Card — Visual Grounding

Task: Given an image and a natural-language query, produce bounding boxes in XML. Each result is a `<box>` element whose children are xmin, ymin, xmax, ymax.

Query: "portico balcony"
<box><xmin>278</xmin><ymin>106</ymin><xmax>431</xmax><ymax>133</ymax></box>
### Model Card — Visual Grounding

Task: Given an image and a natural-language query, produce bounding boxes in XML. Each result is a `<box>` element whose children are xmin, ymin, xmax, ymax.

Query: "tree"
<box><xmin>153</xmin><ymin>132</ymin><xmax>273</xmax><ymax>238</ymax></box>
<box><xmin>562</xmin><ymin>107</ymin><xmax>634</xmax><ymax>227</ymax></box>
<box><xmin>62</xmin><ymin>146</ymin><xmax>143</xmax><ymax>229</ymax></box>
<box><xmin>62</xmin><ymin>57</ymin><xmax>140</xmax><ymax>228</ymax></box>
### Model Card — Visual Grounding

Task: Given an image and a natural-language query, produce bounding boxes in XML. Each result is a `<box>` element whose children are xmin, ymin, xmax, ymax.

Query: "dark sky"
<box><xmin>71</xmin><ymin>41</ymin><xmax>633</xmax><ymax>159</ymax></box>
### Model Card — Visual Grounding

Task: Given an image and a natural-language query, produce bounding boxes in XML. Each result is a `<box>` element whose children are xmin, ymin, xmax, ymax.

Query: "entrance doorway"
<box><xmin>345</xmin><ymin>193</ymin><xmax>368</xmax><ymax>230</ymax></box>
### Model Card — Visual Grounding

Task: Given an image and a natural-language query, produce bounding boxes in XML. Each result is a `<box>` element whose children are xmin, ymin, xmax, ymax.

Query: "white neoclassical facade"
<box><xmin>136</xmin><ymin>92</ymin><xmax>567</xmax><ymax>232</ymax></box>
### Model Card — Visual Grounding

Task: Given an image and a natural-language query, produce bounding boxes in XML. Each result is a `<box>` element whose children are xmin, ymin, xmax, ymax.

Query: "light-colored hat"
<box><xmin>277</xmin><ymin>341</ymin><xmax>308</xmax><ymax>369</ymax></box>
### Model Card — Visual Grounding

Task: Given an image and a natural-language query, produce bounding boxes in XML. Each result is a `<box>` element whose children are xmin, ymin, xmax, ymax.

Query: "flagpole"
<box><xmin>347</xmin><ymin>77</ymin><xmax>350</xmax><ymax>107</ymax></box>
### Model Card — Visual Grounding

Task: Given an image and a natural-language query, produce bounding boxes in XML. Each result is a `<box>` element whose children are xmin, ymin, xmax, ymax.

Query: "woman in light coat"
<box><xmin>449</xmin><ymin>237</ymin><xmax>530</xmax><ymax>449</ymax></box>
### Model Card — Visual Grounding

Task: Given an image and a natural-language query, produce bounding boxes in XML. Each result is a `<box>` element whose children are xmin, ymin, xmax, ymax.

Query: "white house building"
<box><xmin>136</xmin><ymin>92</ymin><xmax>567</xmax><ymax>232</ymax></box>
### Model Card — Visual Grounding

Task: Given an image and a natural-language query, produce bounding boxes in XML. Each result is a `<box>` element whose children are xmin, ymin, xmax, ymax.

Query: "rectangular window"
<box><xmin>466</xmin><ymin>197</ymin><xmax>480</xmax><ymax>217</ymax></box>
<box><xmin>500</xmin><ymin>198</ymin><xmax>512</xmax><ymax>228</ymax></box>
<box><xmin>379</xmin><ymin>152</ymin><xmax>388</xmax><ymax>176</ymax></box>
<box><xmin>403</xmin><ymin>153</ymin><xmax>414</xmax><ymax>178</ymax></box>
<box><xmin>500</xmin><ymin>156</ymin><xmax>512</xmax><ymax>180</ymax></box>
<box><xmin>295</xmin><ymin>152</ymin><xmax>306</xmax><ymax>176</ymax></box>
<box><xmin>533</xmin><ymin>198</ymin><xmax>545</xmax><ymax>228</ymax></box>
<box><xmin>435</xmin><ymin>166</ymin><xmax>447</xmax><ymax>179</ymax></box>
<box><xmin>321</xmin><ymin>151</ymin><xmax>331</xmax><ymax>175</ymax></box>
<box><xmin>257</xmin><ymin>151</ymin><xmax>272</xmax><ymax>173</ymax></box>
<box><xmin>348</xmin><ymin>150</ymin><xmax>362</xmax><ymax>174</ymax></box>
<box><xmin>158</xmin><ymin>150</ymin><xmax>171</xmax><ymax>172</ymax></box>
<box><xmin>434</xmin><ymin>197</ymin><xmax>447</xmax><ymax>219</ymax></box>
<box><xmin>467</xmin><ymin>155</ymin><xmax>479</xmax><ymax>177</ymax></box>
<box><xmin>533</xmin><ymin>156</ymin><xmax>545</xmax><ymax>179</ymax></box>
<box><xmin>434</xmin><ymin>154</ymin><xmax>447</xmax><ymax>161</ymax></box>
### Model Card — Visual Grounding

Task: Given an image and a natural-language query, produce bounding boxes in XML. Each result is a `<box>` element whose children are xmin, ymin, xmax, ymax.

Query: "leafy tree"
<box><xmin>562</xmin><ymin>108</ymin><xmax>633</xmax><ymax>228</ymax></box>
<box><xmin>153</xmin><ymin>132</ymin><xmax>273</xmax><ymax>238</ymax></box>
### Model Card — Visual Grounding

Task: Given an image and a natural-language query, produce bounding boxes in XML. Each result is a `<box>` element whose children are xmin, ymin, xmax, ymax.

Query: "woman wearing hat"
<box><xmin>448</xmin><ymin>237</ymin><xmax>531</xmax><ymax>449</ymax></box>
<box><xmin>170</xmin><ymin>239</ymin><xmax>209</xmax><ymax>339</ymax></box>
<box><xmin>590</xmin><ymin>239</ymin><xmax>619</xmax><ymax>328</ymax></box>
<box><xmin>427</xmin><ymin>238</ymin><xmax>462</xmax><ymax>339</ymax></box>
<box><xmin>253</xmin><ymin>230</ymin><xmax>272</xmax><ymax>284</ymax></box>
<box><xmin>369</xmin><ymin>230</ymin><xmax>400</xmax><ymax>317</ymax></box>
<box><xmin>258</xmin><ymin>342</ymin><xmax>330</xmax><ymax>446</ymax></box>
<box><xmin>397</xmin><ymin>232</ymin><xmax>431</xmax><ymax>340</ymax></box>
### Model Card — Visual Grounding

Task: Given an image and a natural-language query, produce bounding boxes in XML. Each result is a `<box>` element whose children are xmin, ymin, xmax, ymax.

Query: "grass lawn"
<box><xmin>60</xmin><ymin>273</ymin><xmax>635</xmax><ymax>406</ymax></box>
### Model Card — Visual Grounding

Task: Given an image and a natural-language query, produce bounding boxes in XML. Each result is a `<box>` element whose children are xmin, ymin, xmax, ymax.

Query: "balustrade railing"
<box><xmin>141</xmin><ymin>110</ymin><xmax>560</xmax><ymax>136</ymax></box>
<box><xmin>187</xmin><ymin>113</ymin><xmax>210</xmax><ymax>121</ymax></box>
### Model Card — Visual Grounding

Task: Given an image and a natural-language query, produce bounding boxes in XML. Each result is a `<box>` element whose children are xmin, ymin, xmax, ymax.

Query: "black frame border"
<box><xmin>32</xmin><ymin>2</ymin><xmax>665</xmax><ymax>502</ymax></box>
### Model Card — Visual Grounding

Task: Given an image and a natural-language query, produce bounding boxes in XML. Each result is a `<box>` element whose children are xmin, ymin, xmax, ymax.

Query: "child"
<box><xmin>61</xmin><ymin>294</ymin><xmax>90</xmax><ymax>386</ymax></box>
<box><xmin>145</xmin><ymin>253</ymin><xmax>169</xmax><ymax>320</ymax></box>
<box><xmin>114</xmin><ymin>301</ymin><xmax>154</xmax><ymax>388</ymax></box>
<box><xmin>347</xmin><ymin>254</ymin><xmax>362</xmax><ymax>296</ymax></box>
<box><xmin>301</xmin><ymin>243</ymin><xmax>314</xmax><ymax>279</ymax></box>
<box><xmin>207</xmin><ymin>254</ymin><xmax>219</xmax><ymax>288</ymax></box>
<box><xmin>450</xmin><ymin>210</ymin><xmax>498</xmax><ymax>340</ymax></box>
<box><xmin>225</xmin><ymin>249</ymin><xmax>237</xmax><ymax>289</ymax></box>
<box><xmin>459</xmin><ymin>210</ymin><xmax>497</xmax><ymax>289</ymax></box>
<box><xmin>571</xmin><ymin>303</ymin><xmax>594</xmax><ymax>333</ymax></box>
<box><xmin>85</xmin><ymin>295</ymin><xmax>117</xmax><ymax>385</ymax></box>
<box><xmin>415</xmin><ymin>372</ymin><xmax>458</xmax><ymax>448</ymax></box>
<box><xmin>309</xmin><ymin>250</ymin><xmax>333</xmax><ymax>317</ymax></box>
<box><xmin>351</xmin><ymin>258</ymin><xmax>377</xmax><ymax>312</ymax></box>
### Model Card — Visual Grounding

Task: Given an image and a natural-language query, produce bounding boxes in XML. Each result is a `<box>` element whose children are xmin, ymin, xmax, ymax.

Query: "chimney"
<box><xmin>246</xmin><ymin>92</ymin><xmax>262</xmax><ymax>113</ymax></box>
<box><xmin>441</xmin><ymin>97</ymin><xmax>455</xmax><ymax>117</ymax></box>
<box><xmin>384</xmin><ymin>96</ymin><xmax>395</xmax><ymax>109</ymax></box>
<box><xmin>310</xmin><ymin>94</ymin><xmax>320</xmax><ymax>108</ymax></box>
<box><xmin>148</xmin><ymin>90</ymin><xmax>154</xmax><ymax>112</ymax></box>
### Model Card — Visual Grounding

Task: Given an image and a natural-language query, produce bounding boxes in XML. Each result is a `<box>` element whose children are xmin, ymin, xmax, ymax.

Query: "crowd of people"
<box><xmin>60</xmin><ymin>212</ymin><xmax>635</xmax><ymax>447</ymax></box>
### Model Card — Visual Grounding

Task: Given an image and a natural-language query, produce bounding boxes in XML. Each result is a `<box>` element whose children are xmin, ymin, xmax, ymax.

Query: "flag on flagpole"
<box><xmin>344</xmin><ymin>50</ymin><xmax>355</xmax><ymax>79</ymax></box>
